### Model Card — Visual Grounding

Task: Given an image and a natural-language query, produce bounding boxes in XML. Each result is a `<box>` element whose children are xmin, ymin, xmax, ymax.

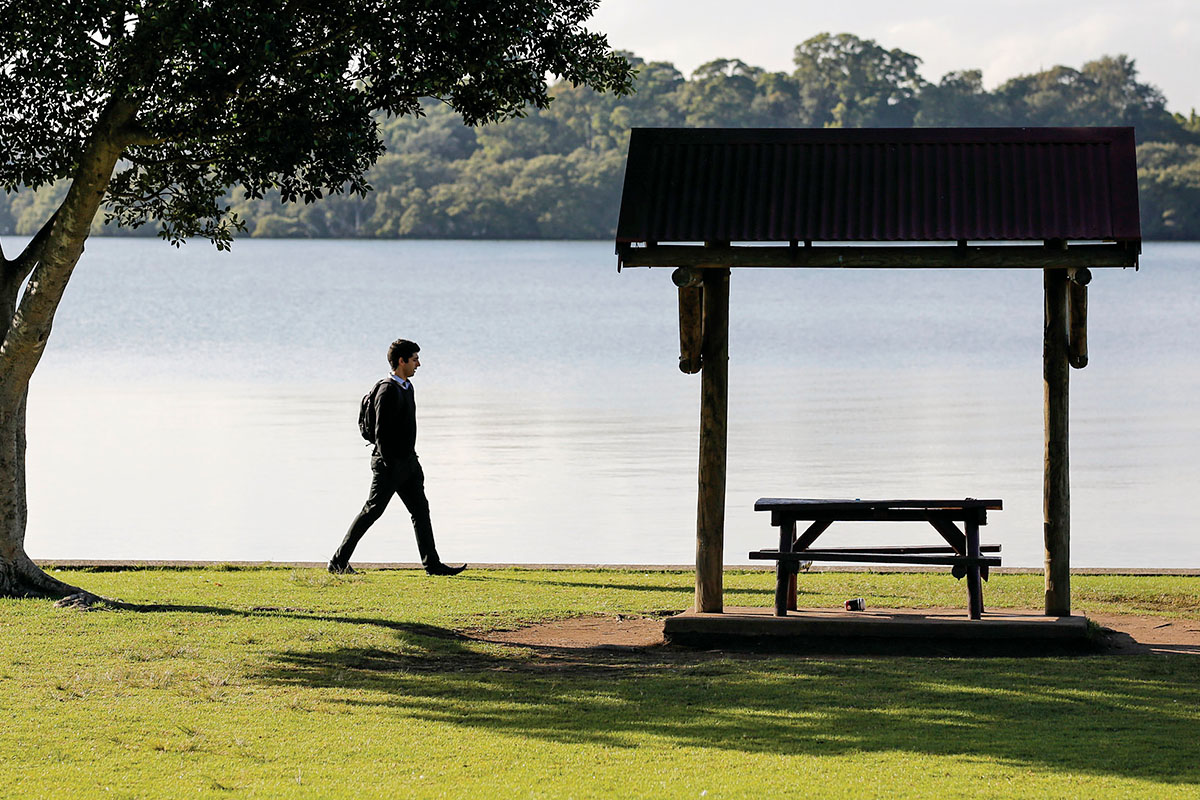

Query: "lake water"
<box><xmin>15</xmin><ymin>238</ymin><xmax>1200</xmax><ymax>568</ymax></box>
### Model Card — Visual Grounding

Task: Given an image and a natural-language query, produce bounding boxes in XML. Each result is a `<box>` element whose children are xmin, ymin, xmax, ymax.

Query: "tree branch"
<box><xmin>288</xmin><ymin>24</ymin><xmax>357</xmax><ymax>61</ymax></box>
<box><xmin>123</xmin><ymin>151</ymin><xmax>220</xmax><ymax>168</ymax></box>
<box><xmin>7</xmin><ymin>210</ymin><xmax>60</xmax><ymax>284</ymax></box>
<box><xmin>123</xmin><ymin>125</ymin><xmax>173</xmax><ymax>147</ymax></box>
<box><xmin>0</xmin><ymin>100</ymin><xmax>135</xmax><ymax>412</ymax></box>
<box><xmin>109</xmin><ymin>10</ymin><xmax>126</xmax><ymax>44</ymax></box>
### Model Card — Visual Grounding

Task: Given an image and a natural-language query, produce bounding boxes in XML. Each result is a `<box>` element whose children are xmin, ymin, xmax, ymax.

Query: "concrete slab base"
<box><xmin>664</xmin><ymin>606</ymin><xmax>1092</xmax><ymax>653</ymax></box>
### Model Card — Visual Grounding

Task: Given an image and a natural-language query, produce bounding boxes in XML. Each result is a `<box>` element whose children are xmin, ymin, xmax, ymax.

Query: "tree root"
<box><xmin>54</xmin><ymin>591</ymin><xmax>127</xmax><ymax>610</ymax></box>
<box><xmin>0</xmin><ymin>557</ymin><xmax>125</xmax><ymax>608</ymax></box>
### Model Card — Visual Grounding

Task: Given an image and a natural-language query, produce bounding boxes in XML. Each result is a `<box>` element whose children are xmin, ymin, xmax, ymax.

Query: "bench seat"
<box><xmin>750</xmin><ymin>549</ymin><xmax>1001</xmax><ymax>567</ymax></box>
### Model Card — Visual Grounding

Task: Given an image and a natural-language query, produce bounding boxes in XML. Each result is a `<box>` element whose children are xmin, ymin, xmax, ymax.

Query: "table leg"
<box><xmin>775</xmin><ymin>519</ymin><xmax>795</xmax><ymax>616</ymax></box>
<box><xmin>966</xmin><ymin>512</ymin><xmax>983</xmax><ymax>619</ymax></box>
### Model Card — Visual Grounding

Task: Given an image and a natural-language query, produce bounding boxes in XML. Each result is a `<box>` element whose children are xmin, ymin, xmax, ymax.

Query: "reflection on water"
<box><xmin>18</xmin><ymin>238</ymin><xmax>1200</xmax><ymax>567</ymax></box>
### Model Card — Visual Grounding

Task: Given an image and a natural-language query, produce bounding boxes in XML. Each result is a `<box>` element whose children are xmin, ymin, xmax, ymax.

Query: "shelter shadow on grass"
<box><xmin>253</xmin><ymin>633</ymin><xmax>1200</xmax><ymax>785</ymax></box>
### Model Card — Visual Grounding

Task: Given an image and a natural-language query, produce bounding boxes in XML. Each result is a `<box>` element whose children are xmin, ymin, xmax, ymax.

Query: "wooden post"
<box><xmin>696</xmin><ymin>267</ymin><xmax>730</xmax><ymax>613</ymax></box>
<box><xmin>965</xmin><ymin>510</ymin><xmax>984</xmax><ymax>619</ymax></box>
<box><xmin>673</xmin><ymin>268</ymin><xmax>704</xmax><ymax>374</ymax></box>
<box><xmin>774</xmin><ymin>519</ymin><xmax>795</xmax><ymax>617</ymax></box>
<box><xmin>1068</xmin><ymin>274</ymin><xmax>1088</xmax><ymax>370</ymax></box>
<box><xmin>1044</xmin><ymin>268</ymin><xmax>1071</xmax><ymax>616</ymax></box>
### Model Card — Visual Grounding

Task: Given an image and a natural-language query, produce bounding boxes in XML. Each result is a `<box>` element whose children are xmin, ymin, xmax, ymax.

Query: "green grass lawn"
<box><xmin>2</xmin><ymin>568</ymin><xmax>1198</xmax><ymax>799</ymax></box>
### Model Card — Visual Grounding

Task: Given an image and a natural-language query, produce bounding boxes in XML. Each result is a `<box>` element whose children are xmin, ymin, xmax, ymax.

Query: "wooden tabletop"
<box><xmin>754</xmin><ymin>498</ymin><xmax>1003</xmax><ymax>512</ymax></box>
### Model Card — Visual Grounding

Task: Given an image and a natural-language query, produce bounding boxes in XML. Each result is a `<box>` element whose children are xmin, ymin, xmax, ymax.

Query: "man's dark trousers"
<box><xmin>332</xmin><ymin>452</ymin><xmax>439</xmax><ymax>568</ymax></box>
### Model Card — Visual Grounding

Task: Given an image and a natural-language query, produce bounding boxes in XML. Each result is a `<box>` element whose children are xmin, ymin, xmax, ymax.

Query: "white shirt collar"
<box><xmin>389</xmin><ymin>374</ymin><xmax>411</xmax><ymax>390</ymax></box>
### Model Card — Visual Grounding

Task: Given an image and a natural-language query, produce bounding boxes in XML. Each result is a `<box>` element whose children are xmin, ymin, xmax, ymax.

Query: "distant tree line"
<box><xmin>3</xmin><ymin>32</ymin><xmax>1198</xmax><ymax>240</ymax></box>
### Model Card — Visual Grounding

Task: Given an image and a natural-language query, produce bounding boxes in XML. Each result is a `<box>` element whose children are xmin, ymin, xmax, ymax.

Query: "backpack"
<box><xmin>358</xmin><ymin>379</ymin><xmax>391</xmax><ymax>444</ymax></box>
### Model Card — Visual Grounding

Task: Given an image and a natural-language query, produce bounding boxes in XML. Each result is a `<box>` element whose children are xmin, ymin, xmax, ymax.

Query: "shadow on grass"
<box><xmin>247</xmin><ymin>625</ymin><xmax>1200</xmax><ymax>786</ymax></box>
<box><xmin>85</xmin><ymin>577</ymin><xmax>1199</xmax><ymax>785</ymax></box>
<box><xmin>114</xmin><ymin>601</ymin><xmax>474</xmax><ymax>643</ymax></box>
<box><xmin>451</xmin><ymin>572</ymin><xmax>788</xmax><ymax>599</ymax></box>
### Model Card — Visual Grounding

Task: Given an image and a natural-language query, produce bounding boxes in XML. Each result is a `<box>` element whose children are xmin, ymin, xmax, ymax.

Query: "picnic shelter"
<box><xmin>614</xmin><ymin>126</ymin><xmax>1142</xmax><ymax>620</ymax></box>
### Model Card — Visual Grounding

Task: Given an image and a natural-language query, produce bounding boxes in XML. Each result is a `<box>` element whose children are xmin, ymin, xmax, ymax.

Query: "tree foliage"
<box><xmin>1137</xmin><ymin>142</ymin><xmax>1200</xmax><ymax>238</ymax></box>
<box><xmin>792</xmin><ymin>33</ymin><xmax>924</xmax><ymax>128</ymax></box>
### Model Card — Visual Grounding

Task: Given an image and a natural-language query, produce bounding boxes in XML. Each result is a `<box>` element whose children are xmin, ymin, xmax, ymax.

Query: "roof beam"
<box><xmin>617</xmin><ymin>243</ymin><xmax>1139</xmax><ymax>270</ymax></box>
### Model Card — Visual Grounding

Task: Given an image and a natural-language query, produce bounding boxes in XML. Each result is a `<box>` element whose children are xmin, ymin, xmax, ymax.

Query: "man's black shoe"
<box><xmin>425</xmin><ymin>562</ymin><xmax>466</xmax><ymax>576</ymax></box>
<box><xmin>328</xmin><ymin>560</ymin><xmax>357</xmax><ymax>575</ymax></box>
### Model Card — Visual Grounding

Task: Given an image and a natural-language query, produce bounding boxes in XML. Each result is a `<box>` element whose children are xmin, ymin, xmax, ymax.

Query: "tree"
<box><xmin>990</xmin><ymin>55</ymin><xmax>1178</xmax><ymax>140</ymax></box>
<box><xmin>0</xmin><ymin>0</ymin><xmax>631</xmax><ymax>601</ymax></box>
<box><xmin>750</xmin><ymin>71</ymin><xmax>803</xmax><ymax>127</ymax></box>
<box><xmin>792</xmin><ymin>33</ymin><xmax>924</xmax><ymax>128</ymax></box>
<box><xmin>678</xmin><ymin>59</ymin><xmax>762</xmax><ymax>127</ymax></box>
<box><xmin>1176</xmin><ymin>110</ymin><xmax>1200</xmax><ymax>134</ymax></box>
<box><xmin>1136</xmin><ymin>142</ymin><xmax>1200</xmax><ymax>239</ymax></box>
<box><xmin>914</xmin><ymin>70</ymin><xmax>1002</xmax><ymax>127</ymax></box>
<box><xmin>382</xmin><ymin>105</ymin><xmax>481</xmax><ymax>162</ymax></box>
<box><xmin>620</xmin><ymin>57</ymin><xmax>686</xmax><ymax>126</ymax></box>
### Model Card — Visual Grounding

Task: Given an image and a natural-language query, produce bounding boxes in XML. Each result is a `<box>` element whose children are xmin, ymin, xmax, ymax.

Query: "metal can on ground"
<box><xmin>844</xmin><ymin>598</ymin><xmax>865</xmax><ymax>611</ymax></box>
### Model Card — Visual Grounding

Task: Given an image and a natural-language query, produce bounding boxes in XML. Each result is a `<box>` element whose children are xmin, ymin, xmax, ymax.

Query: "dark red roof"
<box><xmin>616</xmin><ymin>127</ymin><xmax>1141</xmax><ymax>244</ymax></box>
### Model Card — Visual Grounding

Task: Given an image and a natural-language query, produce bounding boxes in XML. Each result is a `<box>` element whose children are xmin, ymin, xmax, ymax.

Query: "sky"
<box><xmin>588</xmin><ymin>0</ymin><xmax>1200</xmax><ymax>115</ymax></box>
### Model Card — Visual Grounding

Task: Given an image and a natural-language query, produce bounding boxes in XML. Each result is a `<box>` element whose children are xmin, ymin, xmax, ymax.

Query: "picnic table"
<box><xmin>749</xmin><ymin>498</ymin><xmax>1003</xmax><ymax>620</ymax></box>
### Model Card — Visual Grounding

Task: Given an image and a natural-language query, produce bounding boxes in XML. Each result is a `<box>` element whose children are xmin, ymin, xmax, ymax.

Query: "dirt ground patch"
<box><xmin>1085</xmin><ymin>612</ymin><xmax>1200</xmax><ymax>655</ymax></box>
<box><xmin>485</xmin><ymin>610</ymin><xmax>1200</xmax><ymax>655</ymax></box>
<box><xmin>487</xmin><ymin>614</ymin><xmax>669</xmax><ymax>649</ymax></box>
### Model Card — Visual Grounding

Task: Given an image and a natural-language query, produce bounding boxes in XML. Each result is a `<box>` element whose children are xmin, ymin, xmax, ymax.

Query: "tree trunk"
<box><xmin>0</xmin><ymin>99</ymin><xmax>135</xmax><ymax>602</ymax></box>
<box><xmin>0</xmin><ymin>388</ymin><xmax>88</xmax><ymax>599</ymax></box>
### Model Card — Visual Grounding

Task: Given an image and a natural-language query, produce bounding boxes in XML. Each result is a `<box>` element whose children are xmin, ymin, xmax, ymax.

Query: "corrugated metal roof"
<box><xmin>616</xmin><ymin>127</ymin><xmax>1141</xmax><ymax>244</ymax></box>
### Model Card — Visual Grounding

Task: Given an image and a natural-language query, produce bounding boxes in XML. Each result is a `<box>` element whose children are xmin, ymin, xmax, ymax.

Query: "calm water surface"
<box><xmin>17</xmin><ymin>238</ymin><xmax>1200</xmax><ymax>567</ymax></box>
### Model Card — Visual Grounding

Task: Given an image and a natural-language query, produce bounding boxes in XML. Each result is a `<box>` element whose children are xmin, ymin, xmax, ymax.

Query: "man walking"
<box><xmin>330</xmin><ymin>339</ymin><xmax>466</xmax><ymax>576</ymax></box>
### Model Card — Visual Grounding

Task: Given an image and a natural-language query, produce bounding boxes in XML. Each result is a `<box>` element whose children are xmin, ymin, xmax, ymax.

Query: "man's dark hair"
<box><xmin>388</xmin><ymin>339</ymin><xmax>420</xmax><ymax>370</ymax></box>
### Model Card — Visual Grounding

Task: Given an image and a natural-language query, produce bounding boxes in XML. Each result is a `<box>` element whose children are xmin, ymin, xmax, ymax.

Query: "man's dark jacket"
<box><xmin>371</xmin><ymin>379</ymin><xmax>416</xmax><ymax>469</ymax></box>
